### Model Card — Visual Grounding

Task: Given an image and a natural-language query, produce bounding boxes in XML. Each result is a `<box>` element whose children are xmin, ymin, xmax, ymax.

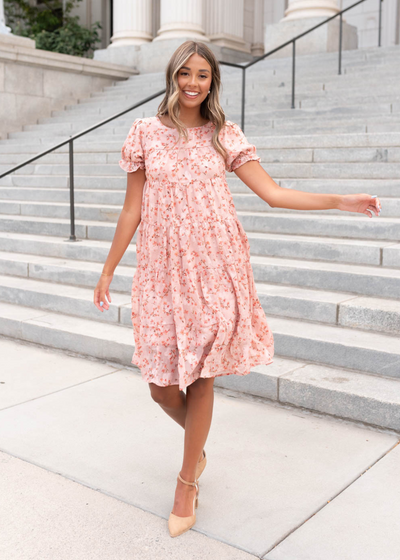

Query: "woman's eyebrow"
<box><xmin>180</xmin><ymin>66</ymin><xmax>210</xmax><ymax>73</ymax></box>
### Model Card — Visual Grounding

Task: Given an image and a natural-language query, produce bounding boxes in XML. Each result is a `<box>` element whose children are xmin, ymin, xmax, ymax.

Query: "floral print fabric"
<box><xmin>119</xmin><ymin>116</ymin><xmax>274</xmax><ymax>390</ymax></box>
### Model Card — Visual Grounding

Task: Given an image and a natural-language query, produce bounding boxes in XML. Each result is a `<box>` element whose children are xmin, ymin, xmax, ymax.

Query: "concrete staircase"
<box><xmin>0</xmin><ymin>45</ymin><xmax>399</xmax><ymax>432</ymax></box>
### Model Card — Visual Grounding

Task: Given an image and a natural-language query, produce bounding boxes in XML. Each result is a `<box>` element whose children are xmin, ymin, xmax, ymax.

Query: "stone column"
<box><xmin>264</xmin><ymin>0</ymin><xmax>357</xmax><ymax>58</ymax></box>
<box><xmin>283</xmin><ymin>0</ymin><xmax>340</xmax><ymax>20</ymax></box>
<box><xmin>252</xmin><ymin>0</ymin><xmax>264</xmax><ymax>56</ymax></box>
<box><xmin>153</xmin><ymin>0</ymin><xmax>208</xmax><ymax>41</ymax></box>
<box><xmin>0</xmin><ymin>0</ymin><xmax>11</xmax><ymax>33</ymax></box>
<box><xmin>205</xmin><ymin>0</ymin><xmax>247</xmax><ymax>52</ymax></box>
<box><xmin>109</xmin><ymin>0</ymin><xmax>153</xmax><ymax>47</ymax></box>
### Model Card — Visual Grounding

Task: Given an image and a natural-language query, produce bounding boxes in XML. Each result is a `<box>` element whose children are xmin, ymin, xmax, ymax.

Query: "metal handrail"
<box><xmin>0</xmin><ymin>0</ymin><xmax>384</xmax><ymax>242</ymax></box>
<box><xmin>218</xmin><ymin>0</ymin><xmax>384</xmax><ymax>131</ymax></box>
<box><xmin>0</xmin><ymin>89</ymin><xmax>166</xmax><ymax>241</ymax></box>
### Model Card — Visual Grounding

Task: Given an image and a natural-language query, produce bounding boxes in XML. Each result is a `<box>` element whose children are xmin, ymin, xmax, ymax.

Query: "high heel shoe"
<box><xmin>168</xmin><ymin>472</ymin><xmax>199</xmax><ymax>538</ymax></box>
<box><xmin>195</xmin><ymin>449</ymin><xmax>207</xmax><ymax>481</ymax></box>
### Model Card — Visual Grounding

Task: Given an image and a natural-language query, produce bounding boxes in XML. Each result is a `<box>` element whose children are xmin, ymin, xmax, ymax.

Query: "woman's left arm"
<box><xmin>234</xmin><ymin>160</ymin><xmax>381</xmax><ymax>218</ymax></box>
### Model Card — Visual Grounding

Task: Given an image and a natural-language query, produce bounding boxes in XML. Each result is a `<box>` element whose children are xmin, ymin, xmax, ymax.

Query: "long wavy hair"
<box><xmin>157</xmin><ymin>40</ymin><xmax>228</xmax><ymax>161</ymax></box>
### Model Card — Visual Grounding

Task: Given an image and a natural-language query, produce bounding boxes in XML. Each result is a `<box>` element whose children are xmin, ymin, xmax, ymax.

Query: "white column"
<box><xmin>205</xmin><ymin>0</ymin><xmax>247</xmax><ymax>52</ymax></box>
<box><xmin>109</xmin><ymin>0</ymin><xmax>153</xmax><ymax>47</ymax></box>
<box><xmin>0</xmin><ymin>0</ymin><xmax>11</xmax><ymax>33</ymax></box>
<box><xmin>252</xmin><ymin>0</ymin><xmax>264</xmax><ymax>55</ymax></box>
<box><xmin>154</xmin><ymin>0</ymin><xmax>208</xmax><ymax>41</ymax></box>
<box><xmin>282</xmin><ymin>0</ymin><xmax>340</xmax><ymax>20</ymax></box>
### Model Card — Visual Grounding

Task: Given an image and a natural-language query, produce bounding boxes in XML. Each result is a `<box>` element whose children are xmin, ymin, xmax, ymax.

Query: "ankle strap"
<box><xmin>178</xmin><ymin>472</ymin><xmax>198</xmax><ymax>487</ymax></box>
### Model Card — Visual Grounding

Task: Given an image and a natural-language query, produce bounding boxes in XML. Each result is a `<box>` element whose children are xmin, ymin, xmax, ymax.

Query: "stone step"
<box><xmin>8</xmin><ymin>125</ymin><xmax>400</xmax><ymax>151</ymax></box>
<box><xmin>0</xmin><ymin>228</ymin><xmax>396</xmax><ymax>269</ymax></box>
<box><xmin>95</xmin><ymin>72</ymin><xmax>400</xmax><ymax>98</ymax></box>
<box><xmin>2</xmin><ymin>131</ymin><xmax>400</xmax><ymax>158</ymax></box>
<box><xmin>0</xmin><ymin>194</ymin><xmax>391</xmax><ymax>223</ymax></box>
<box><xmin>0</xmin><ymin>272</ymin><xmax>399</xmax><ymax>340</ymax></box>
<box><xmin>0</xmin><ymin>232</ymin><xmax>136</xmax><ymax>265</ymax></box>
<box><xmin>38</xmin><ymin>94</ymin><xmax>400</xmax><ymax>124</ymax></box>
<box><xmin>0</xmin><ymin>207</ymin><xmax>398</xmax><ymax>242</ymax></box>
<box><xmin>267</xmin><ymin>315</ymin><xmax>400</xmax><ymax>380</ymax></box>
<box><xmin>1</xmin><ymin>145</ymin><xmax>400</xmax><ymax>166</ymax></box>
<box><xmin>0</xmin><ymin>248</ymin><xmax>399</xmax><ymax>302</ymax></box>
<box><xmin>238</xmin><ymin>211</ymin><xmax>400</xmax><ymax>241</ymax></box>
<box><xmin>250</xmin><ymin>254</ymin><xmax>400</xmax><ymax>298</ymax></box>
<box><xmin>27</xmin><ymin>102</ymin><xmax>399</xmax><ymax>133</ymax></box>
<box><xmin>7</xmin><ymin>114</ymin><xmax>400</xmax><ymax>140</ymax></box>
<box><xmin>61</xmin><ymin>84</ymin><xmax>400</xmax><ymax>114</ymax></box>
<box><xmin>244</xmin><ymin>231</ymin><xmax>399</xmax><ymax>268</ymax></box>
<box><xmin>1</xmin><ymin>131</ymin><xmax>399</xmax><ymax>155</ymax></box>
<box><xmin>1</xmin><ymin>298</ymin><xmax>399</xmax><ymax>431</ymax></box>
<box><xmin>236</xmin><ymin>178</ymin><xmax>400</xmax><ymax>197</ymax></box>
<box><xmin>2</xmin><ymin>160</ymin><xmax>399</xmax><ymax>179</ymax></box>
<box><xmin>0</xmin><ymin>189</ymin><xmax>398</xmax><ymax>217</ymax></box>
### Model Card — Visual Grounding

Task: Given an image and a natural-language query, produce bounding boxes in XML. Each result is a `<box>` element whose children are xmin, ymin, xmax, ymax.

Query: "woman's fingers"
<box><xmin>94</xmin><ymin>275</ymin><xmax>114</xmax><ymax>311</ymax></box>
<box><xmin>94</xmin><ymin>287</ymin><xmax>111</xmax><ymax>312</ymax></box>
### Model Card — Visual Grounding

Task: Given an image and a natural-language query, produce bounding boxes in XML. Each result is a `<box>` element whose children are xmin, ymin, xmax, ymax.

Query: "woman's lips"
<box><xmin>182</xmin><ymin>91</ymin><xmax>200</xmax><ymax>99</ymax></box>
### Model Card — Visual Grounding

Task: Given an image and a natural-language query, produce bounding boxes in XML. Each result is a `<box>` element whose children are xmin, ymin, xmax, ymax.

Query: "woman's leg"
<box><xmin>173</xmin><ymin>377</ymin><xmax>215</xmax><ymax>516</ymax></box>
<box><xmin>149</xmin><ymin>382</ymin><xmax>204</xmax><ymax>463</ymax></box>
<box><xmin>149</xmin><ymin>377</ymin><xmax>215</xmax><ymax>517</ymax></box>
<box><xmin>149</xmin><ymin>383</ymin><xmax>187</xmax><ymax>429</ymax></box>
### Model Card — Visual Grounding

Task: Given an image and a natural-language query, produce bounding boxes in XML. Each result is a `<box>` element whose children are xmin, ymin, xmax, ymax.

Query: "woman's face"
<box><xmin>177</xmin><ymin>53</ymin><xmax>212</xmax><ymax>110</ymax></box>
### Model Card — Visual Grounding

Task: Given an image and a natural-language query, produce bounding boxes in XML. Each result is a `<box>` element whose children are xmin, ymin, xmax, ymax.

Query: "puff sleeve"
<box><xmin>220</xmin><ymin>120</ymin><xmax>261</xmax><ymax>172</ymax></box>
<box><xmin>119</xmin><ymin>118</ymin><xmax>146</xmax><ymax>173</ymax></box>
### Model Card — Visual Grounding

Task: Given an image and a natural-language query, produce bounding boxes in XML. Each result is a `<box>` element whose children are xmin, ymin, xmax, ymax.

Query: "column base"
<box><xmin>94</xmin><ymin>38</ymin><xmax>254</xmax><ymax>73</ymax></box>
<box><xmin>264</xmin><ymin>16</ymin><xmax>358</xmax><ymax>58</ymax></box>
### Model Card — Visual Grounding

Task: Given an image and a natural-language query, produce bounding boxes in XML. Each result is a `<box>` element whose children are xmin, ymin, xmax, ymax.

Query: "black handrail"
<box><xmin>0</xmin><ymin>0</ymin><xmax>384</xmax><ymax>242</ymax></box>
<box><xmin>218</xmin><ymin>0</ymin><xmax>384</xmax><ymax>131</ymax></box>
<box><xmin>0</xmin><ymin>89</ymin><xmax>166</xmax><ymax>241</ymax></box>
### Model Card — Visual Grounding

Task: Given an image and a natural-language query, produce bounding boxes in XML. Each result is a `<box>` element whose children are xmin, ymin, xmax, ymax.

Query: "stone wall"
<box><xmin>0</xmin><ymin>34</ymin><xmax>135</xmax><ymax>140</ymax></box>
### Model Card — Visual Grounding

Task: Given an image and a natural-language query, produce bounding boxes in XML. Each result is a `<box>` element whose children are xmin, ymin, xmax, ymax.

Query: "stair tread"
<box><xmin>1</xmin><ymin>249</ymin><xmax>399</xmax><ymax>277</ymax></box>
<box><xmin>268</xmin><ymin>316</ymin><xmax>400</xmax><ymax>351</ymax></box>
<box><xmin>1</xmin><ymin>272</ymin><xmax>399</xmax><ymax>311</ymax></box>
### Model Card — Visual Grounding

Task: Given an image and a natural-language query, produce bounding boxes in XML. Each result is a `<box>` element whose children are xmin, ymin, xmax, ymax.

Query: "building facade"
<box><xmin>73</xmin><ymin>0</ymin><xmax>400</xmax><ymax>54</ymax></box>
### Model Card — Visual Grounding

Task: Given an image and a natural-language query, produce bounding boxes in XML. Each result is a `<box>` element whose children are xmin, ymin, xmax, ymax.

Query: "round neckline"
<box><xmin>156</xmin><ymin>115</ymin><xmax>211</xmax><ymax>130</ymax></box>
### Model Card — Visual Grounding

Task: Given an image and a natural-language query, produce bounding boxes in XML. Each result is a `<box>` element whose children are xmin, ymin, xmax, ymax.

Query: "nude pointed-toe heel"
<box><xmin>168</xmin><ymin>473</ymin><xmax>199</xmax><ymax>538</ymax></box>
<box><xmin>195</xmin><ymin>449</ymin><xmax>207</xmax><ymax>482</ymax></box>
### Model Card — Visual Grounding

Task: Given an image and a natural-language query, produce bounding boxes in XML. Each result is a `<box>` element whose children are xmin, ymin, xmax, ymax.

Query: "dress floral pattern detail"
<box><xmin>119</xmin><ymin>116</ymin><xmax>274</xmax><ymax>390</ymax></box>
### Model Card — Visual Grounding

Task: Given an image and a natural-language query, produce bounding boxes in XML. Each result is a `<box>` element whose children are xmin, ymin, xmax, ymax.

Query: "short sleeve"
<box><xmin>219</xmin><ymin>120</ymin><xmax>261</xmax><ymax>172</ymax></box>
<box><xmin>119</xmin><ymin>118</ymin><xmax>146</xmax><ymax>173</ymax></box>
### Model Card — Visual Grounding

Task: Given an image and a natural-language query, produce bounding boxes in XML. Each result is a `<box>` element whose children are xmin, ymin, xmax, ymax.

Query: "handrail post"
<box><xmin>66</xmin><ymin>138</ymin><xmax>77</xmax><ymax>242</ymax></box>
<box><xmin>338</xmin><ymin>12</ymin><xmax>343</xmax><ymax>74</ymax></box>
<box><xmin>241</xmin><ymin>66</ymin><xmax>246</xmax><ymax>132</ymax></box>
<box><xmin>378</xmin><ymin>0</ymin><xmax>383</xmax><ymax>47</ymax></box>
<box><xmin>291</xmin><ymin>40</ymin><xmax>296</xmax><ymax>109</ymax></box>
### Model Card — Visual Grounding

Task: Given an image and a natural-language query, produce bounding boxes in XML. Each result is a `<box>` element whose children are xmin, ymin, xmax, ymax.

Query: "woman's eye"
<box><xmin>180</xmin><ymin>72</ymin><xmax>208</xmax><ymax>78</ymax></box>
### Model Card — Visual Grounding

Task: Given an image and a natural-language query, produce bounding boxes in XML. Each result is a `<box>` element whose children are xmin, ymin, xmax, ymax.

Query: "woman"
<box><xmin>93</xmin><ymin>40</ymin><xmax>381</xmax><ymax>538</ymax></box>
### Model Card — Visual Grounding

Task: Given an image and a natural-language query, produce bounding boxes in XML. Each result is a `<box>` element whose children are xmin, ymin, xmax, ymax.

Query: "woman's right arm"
<box><xmin>93</xmin><ymin>167</ymin><xmax>146</xmax><ymax>312</ymax></box>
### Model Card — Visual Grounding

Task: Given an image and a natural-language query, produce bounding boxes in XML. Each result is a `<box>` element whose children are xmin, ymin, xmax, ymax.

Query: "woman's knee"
<box><xmin>149</xmin><ymin>383</ymin><xmax>180</xmax><ymax>405</ymax></box>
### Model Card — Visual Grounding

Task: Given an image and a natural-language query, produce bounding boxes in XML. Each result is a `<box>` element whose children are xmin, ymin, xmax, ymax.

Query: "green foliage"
<box><xmin>4</xmin><ymin>0</ymin><xmax>102</xmax><ymax>58</ymax></box>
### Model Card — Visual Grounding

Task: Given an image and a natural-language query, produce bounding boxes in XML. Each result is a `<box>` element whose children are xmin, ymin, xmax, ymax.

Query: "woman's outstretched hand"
<box><xmin>94</xmin><ymin>273</ymin><xmax>113</xmax><ymax>312</ymax></box>
<box><xmin>337</xmin><ymin>194</ymin><xmax>381</xmax><ymax>218</ymax></box>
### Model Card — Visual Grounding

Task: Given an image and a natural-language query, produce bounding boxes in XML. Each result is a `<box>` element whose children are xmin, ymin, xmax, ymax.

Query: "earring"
<box><xmin>208</xmin><ymin>90</ymin><xmax>210</xmax><ymax>93</ymax></box>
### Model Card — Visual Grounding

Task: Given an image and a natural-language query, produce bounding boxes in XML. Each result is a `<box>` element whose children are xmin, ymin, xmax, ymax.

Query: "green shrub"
<box><xmin>4</xmin><ymin>0</ymin><xmax>101</xmax><ymax>58</ymax></box>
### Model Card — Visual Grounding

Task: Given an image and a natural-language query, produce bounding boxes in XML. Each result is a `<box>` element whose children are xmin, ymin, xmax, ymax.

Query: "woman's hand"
<box><xmin>337</xmin><ymin>194</ymin><xmax>381</xmax><ymax>218</ymax></box>
<box><xmin>94</xmin><ymin>273</ymin><xmax>113</xmax><ymax>312</ymax></box>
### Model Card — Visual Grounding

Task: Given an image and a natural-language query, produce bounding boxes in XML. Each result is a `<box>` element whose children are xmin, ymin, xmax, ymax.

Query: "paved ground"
<box><xmin>1</xmin><ymin>335</ymin><xmax>399</xmax><ymax>560</ymax></box>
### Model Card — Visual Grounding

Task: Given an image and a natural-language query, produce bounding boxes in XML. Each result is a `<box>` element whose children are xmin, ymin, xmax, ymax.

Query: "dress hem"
<box><xmin>132</xmin><ymin>356</ymin><xmax>274</xmax><ymax>391</ymax></box>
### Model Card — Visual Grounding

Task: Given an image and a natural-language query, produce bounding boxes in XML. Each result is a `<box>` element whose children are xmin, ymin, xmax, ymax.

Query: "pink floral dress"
<box><xmin>119</xmin><ymin>115</ymin><xmax>274</xmax><ymax>390</ymax></box>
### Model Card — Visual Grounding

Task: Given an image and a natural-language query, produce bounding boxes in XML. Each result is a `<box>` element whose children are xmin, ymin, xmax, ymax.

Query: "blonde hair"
<box><xmin>157</xmin><ymin>40</ymin><xmax>228</xmax><ymax>161</ymax></box>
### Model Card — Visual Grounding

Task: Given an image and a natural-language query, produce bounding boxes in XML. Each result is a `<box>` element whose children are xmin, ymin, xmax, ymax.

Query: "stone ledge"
<box><xmin>0</xmin><ymin>36</ymin><xmax>136</xmax><ymax>80</ymax></box>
